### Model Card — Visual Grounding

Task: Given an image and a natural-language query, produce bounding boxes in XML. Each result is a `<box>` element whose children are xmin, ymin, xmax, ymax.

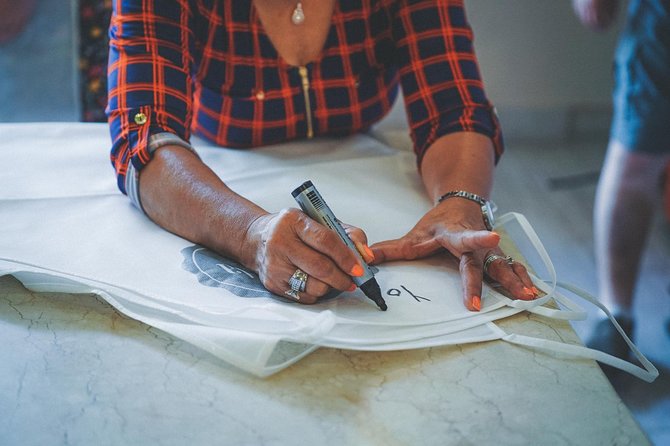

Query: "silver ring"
<box><xmin>483</xmin><ymin>254</ymin><xmax>514</xmax><ymax>275</ymax></box>
<box><xmin>284</xmin><ymin>288</ymin><xmax>300</xmax><ymax>300</ymax></box>
<box><xmin>288</xmin><ymin>268</ymin><xmax>308</xmax><ymax>292</ymax></box>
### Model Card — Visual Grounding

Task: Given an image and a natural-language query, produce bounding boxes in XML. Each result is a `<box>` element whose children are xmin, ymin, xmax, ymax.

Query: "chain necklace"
<box><xmin>292</xmin><ymin>2</ymin><xmax>305</xmax><ymax>25</ymax></box>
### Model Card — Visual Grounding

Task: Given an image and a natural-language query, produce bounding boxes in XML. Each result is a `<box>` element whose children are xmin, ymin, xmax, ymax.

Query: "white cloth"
<box><xmin>0</xmin><ymin>123</ymin><xmax>658</xmax><ymax>380</ymax></box>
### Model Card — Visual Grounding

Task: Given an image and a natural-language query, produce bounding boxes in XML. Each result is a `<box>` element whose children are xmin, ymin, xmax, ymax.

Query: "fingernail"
<box><xmin>350</xmin><ymin>264</ymin><xmax>364</xmax><ymax>277</ymax></box>
<box><xmin>532</xmin><ymin>286</ymin><xmax>540</xmax><ymax>296</ymax></box>
<box><xmin>363</xmin><ymin>244</ymin><xmax>375</xmax><ymax>262</ymax></box>
<box><xmin>523</xmin><ymin>287</ymin><xmax>536</xmax><ymax>299</ymax></box>
<box><xmin>348</xmin><ymin>283</ymin><xmax>357</xmax><ymax>292</ymax></box>
<box><xmin>472</xmin><ymin>295</ymin><xmax>481</xmax><ymax>311</ymax></box>
<box><xmin>355</xmin><ymin>241</ymin><xmax>375</xmax><ymax>263</ymax></box>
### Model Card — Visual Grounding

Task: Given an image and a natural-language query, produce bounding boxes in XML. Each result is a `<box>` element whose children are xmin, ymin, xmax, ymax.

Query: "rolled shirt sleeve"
<box><xmin>392</xmin><ymin>0</ymin><xmax>504</xmax><ymax>165</ymax></box>
<box><xmin>107</xmin><ymin>0</ymin><xmax>195</xmax><ymax>196</ymax></box>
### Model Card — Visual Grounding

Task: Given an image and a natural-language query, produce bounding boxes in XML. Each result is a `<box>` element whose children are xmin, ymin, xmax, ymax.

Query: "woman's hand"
<box><xmin>244</xmin><ymin>208</ymin><xmax>368</xmax><ymax>304</ymax></box>
<box><xmin>141</xmin><ymin>145</ymin><xmax>374</xmax><ymax>305</ymax></box>
<box><xmin>368</xmin><ymin>131</ymin><xmax>538</xmax><ymax>311</ymax></box>
<box><xmin>369</xmin><ymin>197</ymin><xmax>538</xmax><ymax>311</ymax></box>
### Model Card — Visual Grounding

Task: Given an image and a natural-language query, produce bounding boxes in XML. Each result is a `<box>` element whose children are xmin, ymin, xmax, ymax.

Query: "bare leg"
<box><xmin>593</xmin><ymin>140</ymin><xmax>670</xmax><ymax>314</ymax></box>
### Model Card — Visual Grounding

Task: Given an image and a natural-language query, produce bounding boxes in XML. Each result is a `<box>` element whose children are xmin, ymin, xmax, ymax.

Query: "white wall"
<box><xmin>0</xmin><ymin>0</ymin><xmax>624</xmax><ymax>138</ymax></box>
<box><xmin>466</xmin><ymin>0</ymin><xmax>625</xmax><ymax>141</ymax></box>
<box><xmin>0</xmin><ymin>0</ymin><xmax>79</xmax><ymax>122</ymax></box>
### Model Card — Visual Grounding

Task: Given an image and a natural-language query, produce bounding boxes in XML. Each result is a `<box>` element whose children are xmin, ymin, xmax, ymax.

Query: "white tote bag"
<box><xmin>0</xmin><ymin>124</ymin><xmax>658</xmax><ymax>379</ymax></box>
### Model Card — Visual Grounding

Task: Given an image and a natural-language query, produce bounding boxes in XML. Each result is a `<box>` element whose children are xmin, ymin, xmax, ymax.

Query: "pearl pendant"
<box><xmin>292</xmin><ymin>2</ymin><xmax>305</xmax><ymax>25</ymax></box>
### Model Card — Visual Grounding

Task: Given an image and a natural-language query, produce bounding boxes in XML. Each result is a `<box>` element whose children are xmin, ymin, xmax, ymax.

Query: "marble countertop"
<box><xmin>0</xmin><ymin>274</ymin><xmax>648</xmax><ymax>445</ymax></box>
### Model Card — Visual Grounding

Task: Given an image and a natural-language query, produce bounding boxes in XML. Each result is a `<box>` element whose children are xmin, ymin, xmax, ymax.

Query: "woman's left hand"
<box><xmin>368</xmin><ymin>195</ymin><xmax>538</xmax><ymax>311</ymax></box>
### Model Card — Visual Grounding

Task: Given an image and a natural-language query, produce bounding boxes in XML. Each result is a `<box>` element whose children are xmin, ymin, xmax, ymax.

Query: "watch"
<box><xmin>437</xmin><ymin>190</ymin><xmax>496</xmax><ymax>231</ymax></box>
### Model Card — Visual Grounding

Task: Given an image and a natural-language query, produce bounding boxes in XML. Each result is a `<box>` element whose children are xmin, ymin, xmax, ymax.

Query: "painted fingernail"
<box><xmin>363</xmin><ymin>245</ymin><xmax>375</xmax><ymax>262</ymax></box>
<box><xmin>355</xmin><ymin>241</ymin><xmax>375</xmax><ymax>263</ymax></box>
<box><xmin>472</xmin><ymin>295</ymin><xmax>481</xmax><ymax>311</ymax></box>
<box><xmin>348</xmin><ymin>283</ymin><xmax>357</xmax><ymax>292</ymax></box>
<box><xmin>350</xmin><ymin>264</ymin><xmax>364</xmax><ymax>277</ymax></box>
<box><xmin>523</xmin><ymin>287</ymin><xmax>536</xmax><ymax>299</ymax></box>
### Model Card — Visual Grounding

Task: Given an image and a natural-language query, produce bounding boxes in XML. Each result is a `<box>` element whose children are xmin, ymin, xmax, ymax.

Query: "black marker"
<box><xmin>292</xmin><ymin>180</ymin><xmax>387</xmax><ymax>311</ymax></box>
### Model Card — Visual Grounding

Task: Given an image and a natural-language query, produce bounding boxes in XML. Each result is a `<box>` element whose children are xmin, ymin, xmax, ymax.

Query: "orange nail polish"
<box><xmin>472</xmin><ymin>295</ymin><xmax>481</xmax><ymax>311</ymax></box>
<box><xmin>363</xmin><ymin>244</ymin><xmax>375</xmax><ymax>262</ymax></box>
<box><xmin>355</xmin><ymin>241</ymin><xmax>375</xmax><ymax>263</ymax></box>
<box><xmin>348</xmin><ymin>284</ymin><xmax>357</xmax><ymax>292</ymax></box>
<box><xmin>350</xmin><ymin>264</ymin><xmax>364</xmax><ymax>277</ymax></box>
<box><xmin>523</xmin><ymin>287</ymin><xmax>536</xmax><ymax>299</ymax></box>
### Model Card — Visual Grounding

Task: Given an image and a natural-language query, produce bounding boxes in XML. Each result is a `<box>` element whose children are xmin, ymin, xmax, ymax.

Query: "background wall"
<box><xmin>0</xmin><ymin>0</ymin><xmax>79</xmax><ymax>122</ymax></box>
<box><xmin>0</xmin><ymin>0</ymin><xmax>625</xmax><ymax>140</ymax></box>
<box><xmin>466</xmin><ymin>0</ymin><xmax>624</xmax><ymax>141</ymax></box>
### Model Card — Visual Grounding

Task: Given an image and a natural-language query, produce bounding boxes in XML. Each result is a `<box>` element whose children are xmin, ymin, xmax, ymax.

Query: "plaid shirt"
<box><xmin>107</xmin><ymin>0</ymin><xmax>503</xmax><ymax>195</ymax></box>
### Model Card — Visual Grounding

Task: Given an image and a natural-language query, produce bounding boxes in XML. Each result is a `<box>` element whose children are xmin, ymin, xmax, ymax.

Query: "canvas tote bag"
<box><xmin>0</xmin><ymin>124</ymin><xmax>658</xmax><ymax>379</ymax></box>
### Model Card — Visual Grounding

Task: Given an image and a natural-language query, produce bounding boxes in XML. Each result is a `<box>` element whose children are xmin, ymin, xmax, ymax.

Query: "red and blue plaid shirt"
<box><xmin>107</xmin><ymin>0</ymin><xmax>503</xmax><ymax>195</ymax></box>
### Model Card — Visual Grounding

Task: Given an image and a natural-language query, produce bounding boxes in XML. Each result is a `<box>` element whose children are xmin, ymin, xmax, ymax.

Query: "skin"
<box><xmin>138</xmin><ymin>0</ymin><xmax>538</xmax><ymax>310</ymax></box>
<box><xmin>370</xmin><ymin>132</ymin><xmax>537</xmax><ymax>310</ymax></box>
<box><xmin>594</xmin><ymin>141</ymin><xmax>670</xmax><ymax>312</ymax></box>
<box><xmin>574</xmin><ymin>0</ymin><xmax>670</xmax><ymax>315</ymax></box>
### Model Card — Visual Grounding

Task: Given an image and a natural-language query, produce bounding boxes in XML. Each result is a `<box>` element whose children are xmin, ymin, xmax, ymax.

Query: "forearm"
<box><xmin>419</xmin><ymin>132</ymin><xmax>496</xmax><ymax>203</ymax></box>
<box><xmin>138</xmin><ymin>145</ymin><xmax>268</xmax><ymax>269</ymax></box>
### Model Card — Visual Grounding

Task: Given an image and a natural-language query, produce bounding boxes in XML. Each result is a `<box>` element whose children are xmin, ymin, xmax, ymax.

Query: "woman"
<box><xmin>107</xmin><ymin>0</ymin><xmax>539</xmax><ymax>311</ymax></box>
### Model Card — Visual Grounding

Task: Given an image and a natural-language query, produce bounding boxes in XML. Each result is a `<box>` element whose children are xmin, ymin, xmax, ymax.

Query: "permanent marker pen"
<box><xmin>292</xmin><ymin>180</ymin><xmax>387</xmax><ymax>311</ymax></box>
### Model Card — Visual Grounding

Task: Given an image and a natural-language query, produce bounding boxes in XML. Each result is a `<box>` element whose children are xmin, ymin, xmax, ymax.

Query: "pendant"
<box><xmin>292</xmin><ymin>2</ymin><xmax>305</xmax><ymax>25</ymax></box>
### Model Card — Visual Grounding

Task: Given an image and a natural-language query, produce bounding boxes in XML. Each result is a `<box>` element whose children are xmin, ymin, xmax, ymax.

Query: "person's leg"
<box><xmin>589</xmin><ymin>140</ymin><xmax>669</xmax><ymax>361</ymax></box>
<box><xmin>593</xmin><ymin>140</ymin><xmax>670</xmax><ymax>317</ymax></box>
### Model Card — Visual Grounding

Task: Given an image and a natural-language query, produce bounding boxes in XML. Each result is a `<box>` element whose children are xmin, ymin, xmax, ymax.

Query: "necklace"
<box><xmin>292</xmin><ymin>2</ymin><xmax>305</xmax><ymax>25</ymax></box>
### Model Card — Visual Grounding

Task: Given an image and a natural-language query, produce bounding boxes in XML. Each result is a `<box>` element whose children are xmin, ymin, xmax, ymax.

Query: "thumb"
<box><xmin>368</xmin><ymin>237</ymin><xmax>436</xmax><ymax>264</ymax></box>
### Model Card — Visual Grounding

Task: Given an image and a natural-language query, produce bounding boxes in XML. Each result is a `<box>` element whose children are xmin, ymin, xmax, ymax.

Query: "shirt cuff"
<box><xmin>125</xmin><ymin>132</ymin><xmax>199</xmax><ymax>212</ymax></box>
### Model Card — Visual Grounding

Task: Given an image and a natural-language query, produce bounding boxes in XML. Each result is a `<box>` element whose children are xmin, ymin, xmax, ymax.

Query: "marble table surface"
<box><xmin>0</xmin><ymin>273</ymin><xmax>648</xmax><ymax>445</ymax></box>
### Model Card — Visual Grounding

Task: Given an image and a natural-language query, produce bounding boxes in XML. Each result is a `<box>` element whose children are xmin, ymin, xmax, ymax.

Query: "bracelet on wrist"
<box><xmin>437</xmin><ymin>190</ymin><xmax>496</xmax><ymax>231</ymax></box>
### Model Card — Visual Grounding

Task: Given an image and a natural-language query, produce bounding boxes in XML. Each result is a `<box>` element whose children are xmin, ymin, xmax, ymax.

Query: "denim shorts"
<box><xmin>611</xmin><ymin>0</ymin><xmax>670</xmax><ymax>154</ymax></box>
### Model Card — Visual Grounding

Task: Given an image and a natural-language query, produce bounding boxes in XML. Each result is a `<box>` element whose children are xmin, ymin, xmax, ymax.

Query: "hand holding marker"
<box><xmin>292</xmin><ymin>180</ymin><xmax>387</xmax><ymax>311</ymax></box>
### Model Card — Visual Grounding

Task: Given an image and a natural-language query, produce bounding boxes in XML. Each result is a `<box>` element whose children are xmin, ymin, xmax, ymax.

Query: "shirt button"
<box><xmin>134</xmin><ymin>112</ymin><xmax>148</xmax><ymax>125</ymax></box>
<box><xmin>255</xmin><ymin>90</ymin><xmax>265</xmax><ymax>101</ymax></box>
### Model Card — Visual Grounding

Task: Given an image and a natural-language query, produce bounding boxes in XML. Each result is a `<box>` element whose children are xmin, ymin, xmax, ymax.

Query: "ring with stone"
<box><xmin>288</xmin><ymin>268</ymin><xmax>308</xmax><ymax>292</ymax></box>
<box><xmin>284</xmin><ymin>288</ymin><xmax>300</xmax><ymax>300</ymax></box>
<box><xmin>483</xmin><ymin>254</ymin><xmax>514</xmax><ymax>276</ymax></box>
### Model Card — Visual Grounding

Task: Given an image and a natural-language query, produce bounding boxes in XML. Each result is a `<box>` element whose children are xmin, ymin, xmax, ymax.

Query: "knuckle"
<box><xmin>310</xmin><ymin>281</ymin><xmax>331</xmax><ymax>297</ymax></box>
<box><xmin>312</xmin><ymin>226</ymin><xmax>337</xmax><ymax>247</ymax></box>
<box><xmin>346</xmin><ymin>226</ymin><xmax>366</xmax><ymax>242</ymax></box>
<box><xmin>513</xmin><ymin>262</ymin><xmax>528</xmax><ymax>274</ymax></box>
<box><xmin>311</xmin><ymin>257</ymin><xmax>336</xmax><ymax>277</ymax></box>
<box><xmin>459</xmin><ymin>253</ymin><xmax>480</xmax><ymax>270</ymax></box>
<box><xmin>275</xmin><ymin>208</ymin><xmax>303</xmax><ymax>230</ymax></box>
<box><xmin>301</xmin><ymin>296</ymin><xmax>319</xmax><ymax>305</ymax></box>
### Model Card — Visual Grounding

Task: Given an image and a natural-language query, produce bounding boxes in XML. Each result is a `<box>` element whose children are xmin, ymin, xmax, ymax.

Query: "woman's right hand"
<box><xmin>243</xmin><ymin>208</ymin><xmax>367</xmax><ymax>303</ymax></box>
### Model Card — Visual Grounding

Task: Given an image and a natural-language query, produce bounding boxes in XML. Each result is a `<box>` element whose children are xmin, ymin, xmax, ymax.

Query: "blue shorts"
<box><xmin>611</xmin><ymin>0</ymin><xmax>670</xmax><ymax>154</ymax></box>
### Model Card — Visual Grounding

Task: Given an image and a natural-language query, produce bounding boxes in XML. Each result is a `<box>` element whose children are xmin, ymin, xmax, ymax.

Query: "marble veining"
<box><xmin>0</xmin><ymin>275</ymin><xmax>649</xmax><ymax>446</ymax></box>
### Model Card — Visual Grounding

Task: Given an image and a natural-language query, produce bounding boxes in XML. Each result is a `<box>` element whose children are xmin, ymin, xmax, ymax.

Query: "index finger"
<box><xmin>459</xmin><ymin>252</ymin><xmax>484</xmax><ymax>311</ymax></box>
<box><xmin>438</xmin><ymin>229</ymin><xmax>500</xmax><ymax>257</ymax></box>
